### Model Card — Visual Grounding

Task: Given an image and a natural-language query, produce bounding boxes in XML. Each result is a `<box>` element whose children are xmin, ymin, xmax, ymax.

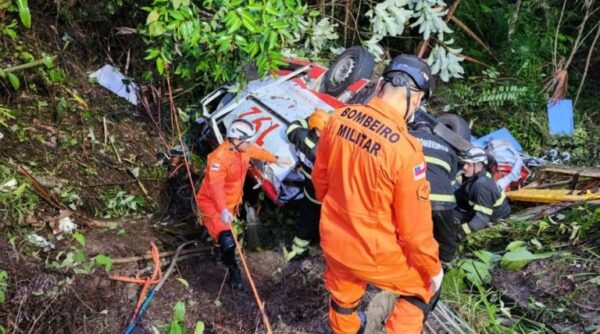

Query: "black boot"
<box><xmin>219</xmin><ymin>231</ymin><xmax>243</xmax><ymax>290</ymax></box>
<box><xmin>228</xmin><ymin>265</ymin><xmax>243</xmax><ymax>290</ymax></box>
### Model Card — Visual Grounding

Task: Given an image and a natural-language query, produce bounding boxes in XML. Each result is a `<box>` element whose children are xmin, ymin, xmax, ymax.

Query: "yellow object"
<box><xmin>507</xmin><ymin>189</ymin><xmax>600</xmax><ymax>203</ymax></box>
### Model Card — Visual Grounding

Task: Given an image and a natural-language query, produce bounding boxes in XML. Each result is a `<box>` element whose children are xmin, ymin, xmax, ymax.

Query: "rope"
<box><xmin>110</xmin><ymin>242</ymin><xmax>162</xmax><ymax>323</ymax></box>
<box><xmin>231</xmin><ymin>228</ymin><xmax>273</xmax><ymax>334</ymax></box>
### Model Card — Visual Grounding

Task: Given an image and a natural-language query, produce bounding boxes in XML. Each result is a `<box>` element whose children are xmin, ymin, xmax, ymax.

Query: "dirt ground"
<box><xmin>0</xmin><ymin>219</ymin><xmax>332</xmax><ymax>333</ymax></box>
<box><xmin>493</xmin><ymin>253</ymin><xmax>600</xmax><ymax>333</ymax></box>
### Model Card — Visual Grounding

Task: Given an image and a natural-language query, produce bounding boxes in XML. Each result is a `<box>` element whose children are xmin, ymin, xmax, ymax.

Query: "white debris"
<box><xmin>89</xmin><ymin>64</ymin><xmax>138</xmax><ymax>105</ymax></box>
<box><xmin>27</xmin><ymin>233</ymin><xmax>55</xmax><ymax>250</ymax></box>
<box><xmin>58</xmin><ymin>216</ymin><xmax>77</xmax><ymax>234</ymax></box>
<box><xmin>0</xmin><ymin>178</ymin><xmax>17</xmax><ymax>192</ymax></box>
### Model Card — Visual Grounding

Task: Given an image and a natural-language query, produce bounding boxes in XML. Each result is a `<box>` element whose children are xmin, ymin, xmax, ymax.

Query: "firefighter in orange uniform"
<box><xmin>196</xmin><ymin>119</ymin><xmax>290</xmax><ymax>289</ymax></box>
<box><xmin>312</xmin><ymin>55</ymin><xmax>444</xmax><ymax>333</ymax></box>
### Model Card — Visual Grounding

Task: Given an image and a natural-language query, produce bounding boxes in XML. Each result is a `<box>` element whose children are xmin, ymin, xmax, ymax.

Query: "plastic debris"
<box><xmin>547</xmin><ymin>99</ymin><xmax>574</xmax><ymax>136</ymax></box>
<box><xmin>26</xmin><ymin>233</ymin><xmax>55</xmax><ymax>250</ymax></box>
<box><xmin>89</xmin><ymin>64</ymin><xmax>138</xmax><ymax>105</ymax></box>
<box><xmin>58</xmin><ymin>216</ymin><xmax>77</xmax><ymax>234</ymax></box>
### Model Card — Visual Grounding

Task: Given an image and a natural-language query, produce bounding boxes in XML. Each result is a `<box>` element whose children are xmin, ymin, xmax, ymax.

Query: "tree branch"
<box><xmin>507</xmin><ymin>0</ymin><xmax>522</xmax><ymax>42</ymax></box>
<box><xmin>565</xmin><ymin>0</ymin><xmax>595</xmax><ymax>69</ymax></box>
<box><xmin>574</xmin><ymin>22</ymin><xmax>600</xmax><ymax>108</ymax></box>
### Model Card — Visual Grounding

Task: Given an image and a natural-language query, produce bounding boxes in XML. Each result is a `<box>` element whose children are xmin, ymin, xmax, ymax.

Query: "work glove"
<box><xmin>430</xmin><ymin>269</ymin><xmax>444</xmax><ymax>293</ymax></box>
<box><xmin>220</xmin><ymin>209</ymin><xmax>234</xmax><ymax>224</ymax></box>
<box><xmin>276</xmin><ymin>156</ymin><xmax>292</xmax><ymax>167</ymax></box>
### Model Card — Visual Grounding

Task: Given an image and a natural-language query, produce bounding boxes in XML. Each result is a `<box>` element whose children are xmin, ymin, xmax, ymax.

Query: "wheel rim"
<box><xmin>329</xmin><ymin>56</ymin><xmax>355</xmax><ymax>85</ymax></box>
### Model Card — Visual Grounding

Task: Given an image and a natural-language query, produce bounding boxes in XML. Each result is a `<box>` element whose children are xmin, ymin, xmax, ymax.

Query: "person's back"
<box><xmin>315</xmin><ymin>100</ymin><xmax>438</xmax><ymax>273</ymax></box>
<box><xmin>312</xmin><ymin>54</ymin><xmax>443</xmax><ymax>334</ymax></box>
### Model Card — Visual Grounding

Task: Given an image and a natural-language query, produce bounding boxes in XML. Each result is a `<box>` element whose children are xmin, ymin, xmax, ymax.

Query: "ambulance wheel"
<box><xmin>322</xmin><ymin>46</ymin><xmax>375</xmax><ymax>96</ymax></box>
<box><xmin>436</xmin><ymin>113</ymin><xmax>471</xmax><ymax>141</ymax></box>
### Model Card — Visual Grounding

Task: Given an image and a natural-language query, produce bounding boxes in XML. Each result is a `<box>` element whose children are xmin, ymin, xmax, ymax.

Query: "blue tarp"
<box><xmin>547</xmin><ymin>99</ymin><xmax>574</xmax><ymax>136</ymax></box>
<box><xmin>472</xmin><ymin>128</ymin><xmax>523</xmax><ymax>152</ymax></box>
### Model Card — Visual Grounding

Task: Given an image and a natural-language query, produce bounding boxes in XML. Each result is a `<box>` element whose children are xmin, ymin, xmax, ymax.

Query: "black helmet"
<box><xmin>383</xmin><ymin>55</ymin><xmax>433</xmax><ymax>99</ymax></box>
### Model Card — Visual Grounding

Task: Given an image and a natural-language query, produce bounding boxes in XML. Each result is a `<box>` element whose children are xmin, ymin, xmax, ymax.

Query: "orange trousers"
<box><xmin>325</xmin><ymin>255</ymin><xmax>434</xmax><ymax>334</ymax></box>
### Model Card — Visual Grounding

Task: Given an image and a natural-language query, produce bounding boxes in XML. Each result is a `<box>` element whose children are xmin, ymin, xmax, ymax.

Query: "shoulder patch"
<box><xmin>417</xmin><ymin>182</ymin><xmax>430</xmax><ymax>201</ymax></box>
<box><xmin>413</xmin><ymin>162</ymin><xmax>427</xmax><ymax>181</ymax></box>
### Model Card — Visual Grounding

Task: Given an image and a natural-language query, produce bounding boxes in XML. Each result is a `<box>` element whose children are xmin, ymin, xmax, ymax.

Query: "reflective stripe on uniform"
<box><xmin>461</xmin><ymin>223</ymin><xmax>471</xmax><ymax>235</ymax></box>
<box><xmin>429</xmin><ymin>193</ymin><xmax>456</xmax><ymax>203</ymax></box>
<box><xmin>425</xmin><ymin>156</ymin><xmax>451</xmax><ymax>173</ymax></box>
<box><xmin>300</xmin><ymin>166</ymin><xmax>312</xmax><ymax>179</ymax></box>
<box><xmin>473</xmin><ymin>204</ymin><xmax>493</xmax><ymax>215</ymax></box>
<box><xmin>303</xmin><ymin>187</ymin><xmax>321</xmax><ymax>204</ymax></box>
<box><xmin>494</xmin><ymin>191</ymin><xmax>506</xmax><ymax>207</ymax></box>
<box><xmin>286</xmin><ymin>124</ymin><xmax>300</xmax><ymax>135</ymax></box>
<box><xmin>286</xmin><ymin>119</ymin><xmax>308</xmax><ymax>135</ymax></box>
<box><xmin>304</xmin><ymin>137</ymin><xmax>316</xmax><ymax>149</ymax></box>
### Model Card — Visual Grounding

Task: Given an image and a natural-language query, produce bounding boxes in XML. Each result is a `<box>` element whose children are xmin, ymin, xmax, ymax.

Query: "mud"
<box><xmin>493</xmin><ymin>255</ymin><xmax>600</xmax><ymax>333</ymax></box>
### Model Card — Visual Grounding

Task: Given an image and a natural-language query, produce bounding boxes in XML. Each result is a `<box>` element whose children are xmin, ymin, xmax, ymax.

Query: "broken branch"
<box><xmin>111</xmin><ymin>247</ymin><xmax>209</xmax><ymax>264</ymax></box>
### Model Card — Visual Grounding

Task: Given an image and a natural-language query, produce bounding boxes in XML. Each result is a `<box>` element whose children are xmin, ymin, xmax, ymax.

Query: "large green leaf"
<box><xmin>146</xmin><ymin>10</ymin><xmax>160</xmax><ymax>24</ymax></box>
<box><xmin>169</xmin><ymin>322</ymin><xmax>184</xmax><ymax>334</ymax></box>
<box><xmin>500</xmin><ymin>247</ymin><xmax>555</xmax><ymax>271</ymax></box>
<box><xmin>458</xmin><ymin>259</ymin><xmax>491</xmax><ymax>285</ymax></box>
<box><xmin>474</xmin><ymin>250</ymin><xmax>500</xmax><ymax>265</ymax></box>
<box><xmin>173</xmin><ymin>301</ymin><xmax>186</xmax><ymax>322</ymax></box>
<box><xmin>94</xmin><ymin>254</ymin><xmax>112</xmax><ymax>273</ymax></box>
<box><xmin>16</xmin><ymin>0</ymin><xmax>31</xmax><ymax>28</ymax></box>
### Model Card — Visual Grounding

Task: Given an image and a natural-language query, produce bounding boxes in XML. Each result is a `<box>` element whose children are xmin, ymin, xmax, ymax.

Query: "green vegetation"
<box><xmin>444</xmin><ymin>204</ymin><xmax>600</xmax><ymax>332</ymax></box>
<box><xmin>0</xmin><ymin>164</ymin><xmax>39</xmax><ymax>224</ymax></box>
<box><xmin>97</xmin><ymin>187</ymin><xmax>145</xmax><ymax>219</ymax></box>
<box><xmin>141</xmin><ymin>0</ymin><xmax>320</xmax><ymax>84</ymax></box>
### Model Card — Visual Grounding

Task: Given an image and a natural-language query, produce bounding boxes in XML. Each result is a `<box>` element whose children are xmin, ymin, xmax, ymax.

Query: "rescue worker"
<box><xmin>454</xmin><ymin>147</ymin><xmax>511</xmax><ymax>239</ymax></box>
<box><xmin>409</xmin><ymin>121</ymin><xmax>459</xmax><ymax>263</ymax></box>
<box><xmin>312</xmin><ymin>55</ymin><xmax>443</xmax><ymax>334</ymax></box>
<box><xmin>284</xmin><ymin>109</ymin><xmax>330</xmax><ymax>261</ymax></box>
<box><xmin>195</xmin><ymin>119</ymin><xmax>290</xmax><ymax>289</ymax></box>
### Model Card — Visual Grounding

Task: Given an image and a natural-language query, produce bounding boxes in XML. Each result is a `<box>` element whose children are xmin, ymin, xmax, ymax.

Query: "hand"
<box><xmin>430</xmin><ymin>269</ymin><xmax>444</xmax><ymax>292</ymax></box>
<box><xmin>220</xmin><ymin>209</ymin><xmax>234</xmax><ymax>224</ymax></box>
<box><xmin>276</xmin><ymin>156</ymin><xmax>292</xmax><ymax>167</ymax></box>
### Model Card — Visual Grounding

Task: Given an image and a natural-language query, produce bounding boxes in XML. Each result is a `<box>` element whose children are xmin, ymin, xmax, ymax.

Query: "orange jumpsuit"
<box><xmin>312</xmin><ymin>97</ymin><xmax>441</xmax><ymax>334</ymax></box>
<box><xmin>196</xmin><ymin>141</ymin><xmax>277</xmax><ymax>240</ymax></box>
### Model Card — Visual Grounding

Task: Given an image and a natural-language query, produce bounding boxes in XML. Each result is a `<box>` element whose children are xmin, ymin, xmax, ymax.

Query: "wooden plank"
<box><xmin>541</xmin><ymin>166</ymin><xmax>600</xmax><ymax>178</ymax></box>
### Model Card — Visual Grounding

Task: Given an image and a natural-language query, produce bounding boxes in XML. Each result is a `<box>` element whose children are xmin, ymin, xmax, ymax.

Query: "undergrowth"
<box><xmin>444</xmin><ymin>204</ymin><xmax>600</xmax><ymax>333</ymax></box>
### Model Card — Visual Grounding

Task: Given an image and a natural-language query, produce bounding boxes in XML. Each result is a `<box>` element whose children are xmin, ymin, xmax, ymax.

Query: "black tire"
<box><xmin>322</xmin><ymin>46</ymin><xmax>375</xmax><ymax>96</ymax></box>
<box><xmin>436</xmin><ymin>113</ymin><xmax>471</xmax><ymax>141</ymax></box>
